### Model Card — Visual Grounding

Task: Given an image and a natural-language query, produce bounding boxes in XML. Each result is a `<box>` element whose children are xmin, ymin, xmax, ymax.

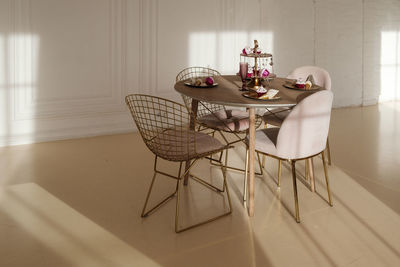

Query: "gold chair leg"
<box><xmin>212</xmin><ymin>155</ymin><xmax>263</xmax><ymax>175</ymax></box>
<box><xmin>223</xmin><ymin>147</ymin><xmax>232</xmax><ymax>210</ymax></box>
<box><xmin>190</xmin><ymin>174</ymin><xmax>224</xmax><ymax>192</ymax></box>
<box><xmin>175</xmin><ymin>151</ymin><xmax>232</xmax><ymax>233</ymax></box>
<box><xmin>305</xmin><ymin>159</ymin><xmax>309</xmax><ymax>181</ymax></box>
<box><xmin>208</xmin><ymin>131</ymin><xmax>217</xmax><ymax>164</ymax></box>
<box><xmin>222</xmin><ymin>149</ymin><xmax>229</xmax><ymax>192</ymax></box>
<box><xmin>141</xmin><ymin>171</ymin><xmax>158</xmax><ymax>217</ymax></box>
<box><xmin>257</xmin><ymin>152</ymin><xmax>264</xmax><ymax>176</ymax></box>
<box><xmin>195</xmin><ymin>149</ymin><xmax>228</xmax><ymax>192</ymax></box>
<box><xmin>321</xmin><ymin>152</ymin><xmax>333</xmax><ymax>206</ymax></box>
<box><xmin>209</xmin><ymin>139</ymin><xmax>263</xmax><ymax>175</ymax></box>
<box><xmin>290</xmin><ymin>160</ymin><xmax>300</xmax><ymax>223</ymax></box>
<box><xmin>326</xmin><ymin>137</ymin><xmax>332</xmax><ymax>165</ymax></box>
<box><xmin>243</xmin><ymin>148</ymin><xmax>249</xmax><ymax>203</ymax></box>
<box><xmin>262</xmin><ymin>123</ymin><xmax>268</xmax><ymax>168</ymax></box>
<box><xmin>278</xmin><ymin>160</ymin><xmax>282</xmax><ymax>187</ymax></box>
<box><xmin>142</xmin><ymin>158</ymin><xmax>181</xmax><ymax>217</ymax></box>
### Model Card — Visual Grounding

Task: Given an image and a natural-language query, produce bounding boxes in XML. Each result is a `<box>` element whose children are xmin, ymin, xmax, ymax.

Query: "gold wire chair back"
<box><xmin>125</xmin><ymin>94</ymin><xmax>197</xmax><ymax>161</ymax></box>
<box><xmin>126</xmin><ymin>94</ymin><xmax>232</xmax><ymax>233</ymax></box>
<box><xmin>176</xmin><ymin>67</ymin><xmax>225</xmax><ymax>118</ymax></box>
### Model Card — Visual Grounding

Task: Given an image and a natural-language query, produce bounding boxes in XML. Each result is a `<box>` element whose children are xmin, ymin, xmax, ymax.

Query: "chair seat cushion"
<box><xmin>198</xmin><ymin>109</ymin><xmax>250</xmax><ymax>132</ymax></box>
<box><xmin>246</xmin><ymin>128</ymin><xmax>280</xmax><ymax>156</ymax></box>
<box><xmin>262</xmin><ymin>108</ymin><xmax>290</xmax><ymax>126</ymax></box>
<box><xmin>150</xmin><ymin>129</ymin><xmax>225</xmax><ymax>161</ymax></box>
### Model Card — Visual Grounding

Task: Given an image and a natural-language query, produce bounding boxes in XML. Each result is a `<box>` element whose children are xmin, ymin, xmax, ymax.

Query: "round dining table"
<box><xmin>174</xmin><ymin>75</ymin><xmax>322</xmax><ymax>216</ymax></box>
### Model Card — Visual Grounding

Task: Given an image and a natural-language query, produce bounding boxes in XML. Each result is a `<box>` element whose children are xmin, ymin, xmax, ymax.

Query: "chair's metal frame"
<box><xmin>244</xmin><ymin>148</ymin><xmax>333</xmax><ymax>223</ymax></box>
<box><xmin>176</xmin><ymin>67</ymin><xmax>263</xmax><ymax>175</ymax></box>
<box><xmin>126</xmin><ymin>94</ymin><xmax>232</xmax><ymax>233</ymax></box>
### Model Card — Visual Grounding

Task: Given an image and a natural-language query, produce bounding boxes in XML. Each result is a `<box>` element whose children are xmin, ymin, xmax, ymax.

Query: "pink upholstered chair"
<box><xmin>126</xmin><ymin>94</ymin><xmax>232</xmax><ymax>233</ymax></box>
<box><xmin>264</xmin><ymin>66</ymin><xmax>331</xmax><ymax>121</ymax></box>
<box><xmin>262</xmin><ymin>66</ymin><xmax>332</xmax><ymax>181</ymax></box>
<box><xmin>245</xmin><ymin>90</ymin><xmax>334</xmax><ymax>222</ymax></box>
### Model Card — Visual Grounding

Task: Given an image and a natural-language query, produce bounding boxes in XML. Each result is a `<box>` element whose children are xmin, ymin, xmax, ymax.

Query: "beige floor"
<box><xmin>0</xmin><ymin>102</ymin><xmax>400</xmax><ymax>267</ymax></box>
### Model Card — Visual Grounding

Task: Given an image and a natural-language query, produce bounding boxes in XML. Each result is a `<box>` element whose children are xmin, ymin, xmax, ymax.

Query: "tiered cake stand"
<box><xmin>240</xmin><ymin>41</ymin><xmax>274</xmax><ymax>90</ymax></box>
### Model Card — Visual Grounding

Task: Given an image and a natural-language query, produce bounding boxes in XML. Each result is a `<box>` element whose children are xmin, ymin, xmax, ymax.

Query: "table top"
<box><xmin>174</xmin><ymin>75</ymin><xmax>322</xmax><ymax>108</ymax></box>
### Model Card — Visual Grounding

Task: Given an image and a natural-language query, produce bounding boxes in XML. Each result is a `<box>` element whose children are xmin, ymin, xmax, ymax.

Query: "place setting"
<box><xmin>184</xmin><ymin>76</ymin><xmax>218</xmax><ymax>88</ymax></box>
<box><xmin>282</xmin><ymin>75</ymin><xmax>322</xmax><ymax>91</ymax></box>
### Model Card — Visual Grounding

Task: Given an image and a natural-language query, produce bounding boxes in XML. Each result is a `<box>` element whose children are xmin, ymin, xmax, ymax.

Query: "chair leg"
<box><xmin>208</xmin><ymin>131</ymin><xmax>217</xmax><ymax>164</ymax></box>
<box><xmin>142</xmin><ymin>159</ymin><xmax>181</xmax><ymax>217</ymax></box>
<box><xmin>290</xmin><ymin>160</ymin><xmax>300</xmax><ymax>223</ymax></box>
<box><xmin>321</xmin><ymin>152</ymin><xmax>333</xmax><ymax>206</ymax></box>
<box><xmin>175</xmin><ymin>152</ymin><xmax>232</xmax><ymax>233</ymax></box>
<box><xmin>305</xmin><ymin>159</ymin><xmax>309</xmax><ymax>181</ymax></box>
<box><xmin>326</xmin><ymin>137</ymin><xmax>332</xmax><ymax>165</ymax></box>
<box><xmin>257</xmin><ymin>152</ymin><xmax>264</xmax><ymax>176</ymax></box>
<box><xmin>262</xmin><ymin>123</ymin><xmax>268</xmax><ymax>168</ymax></box>
<box><xmin>141</xmin><ymin>171</ymin><xmax>158</xmax><ymax>217</ymax></box>
<box><xmin>222</xmin><ymin>149</ymin><xmax>229</xmax><ymax>192</ymax></box>
<box><xmin>243</xmin><ymin>148</ymin><xmax>249</xmax><ymax>203</ymax></box>
<box><xmin>222</xmin><ymin>147</ymin><xmax>233</xmax><ymax>211</ymax></box>
<box><xmin>277</xmin><ymin>160</ymin><xmax>282</xmax><ymax>187</ymax></box>
<box><xmin>209</xmin><ymin>135</ymin><xmax>263</xmax><ymax>175</ymax></box>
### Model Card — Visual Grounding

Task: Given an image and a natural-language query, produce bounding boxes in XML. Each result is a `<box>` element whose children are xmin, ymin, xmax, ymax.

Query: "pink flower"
<box><xmin>242</xmin><ymin>46</ymin><xmax>252</xmax><ymax>55</ymax></box>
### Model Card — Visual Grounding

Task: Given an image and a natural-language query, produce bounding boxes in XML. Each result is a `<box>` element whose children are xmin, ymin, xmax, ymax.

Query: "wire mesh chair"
<box><xmin>176</xmin><ymin>67</ymin><xmax>263</xmax><ymax>176</ymax></box>
<box><xmin>125</xmin><ymin>94</ymin><xmax>232</xmax><ymax>233</ymax></box>
<box><xmin>177</xmin><ymin>67</ymin><xmax>225</xmax><ymax>120</ymax></box>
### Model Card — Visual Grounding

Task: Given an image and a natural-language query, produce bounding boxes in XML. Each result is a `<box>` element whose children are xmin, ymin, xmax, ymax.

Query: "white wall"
<box><xmin>315</xmin><ymin>0</ymin><xmax>364</xmax><ymax>107</ymax></box>
<box><xmin>0</xmin><ymin>0</ymin><xmax>399</xmax><ymax>146</ymax></box>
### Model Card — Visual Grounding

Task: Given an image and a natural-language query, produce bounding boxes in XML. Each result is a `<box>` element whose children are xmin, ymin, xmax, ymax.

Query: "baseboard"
<box><xmin>0</xmin><ymin>113</ymin><xmax>138</xmax><ymax>147</ymax></box>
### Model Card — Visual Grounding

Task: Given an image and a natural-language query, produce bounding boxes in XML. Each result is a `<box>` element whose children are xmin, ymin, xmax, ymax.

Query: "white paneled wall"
<box><xmin>0</xmin><ymin>0</ymin><xmax>133</xmax><ymax>146</ymax></box>
<box><xmin>0</xmin><ymin>0</ymin><xmax>399</xmax><ymax>146</ymax></box>
<box><xmin>315</xmin><ymin>0</ymin><xmax>364</xmax><ymax>107</ymax></box>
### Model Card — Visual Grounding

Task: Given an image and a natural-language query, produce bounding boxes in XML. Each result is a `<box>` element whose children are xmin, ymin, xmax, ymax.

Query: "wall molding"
<box><xmin>139</xmin><ymin>0</ymin><xmax>158</xmax><ymax>94</ymax></box>
<box><xmin>1</xmin><ymin>0</ymin><xmax>134</xmax><ymax>147</ymax></box>
<box><xmin>11</xmin><ymin>0</ymin><xmax>128</xmax><ymax>120</ymax></box>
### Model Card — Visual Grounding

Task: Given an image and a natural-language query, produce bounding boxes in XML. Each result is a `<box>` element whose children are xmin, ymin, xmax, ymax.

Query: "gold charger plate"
<box><xmin>242</xmin><ymin>90</ymin><xmax>281</xmax><ymax>101</ymax></box>
<box><xmin>184</xmin><ymin>82</ymin><xmax>218</xmax><ymax>88</ymax></box>
<box><xmin>283</xmin><ymin>82</ymin><xmax>321</xmax><ymax>91</ymax></box>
